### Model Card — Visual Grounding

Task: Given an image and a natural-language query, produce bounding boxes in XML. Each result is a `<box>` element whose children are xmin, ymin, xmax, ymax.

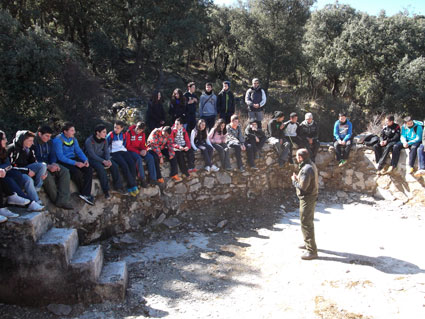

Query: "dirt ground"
<box><xmin>1</xmin><ymin>190</ymin><xmax>424</xmax><ymax>319</ymax></box>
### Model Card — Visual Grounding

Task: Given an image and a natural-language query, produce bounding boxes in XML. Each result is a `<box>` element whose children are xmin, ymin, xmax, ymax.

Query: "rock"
<box><xmin>163</xmin><ymin>217</ymin><xmax>181</xmax><ymax>229</ymax></box>
<box><xmin>142</xmin><ymin>186</ymin><xmax>159</xmax><ymax>197</ymax></box>
<box><xmin>336</xmin><ymin>191</ymin><xmax>348</xmax><ymax>198</ymax></box>
<box><xmin>187</xmin><ymin>178</ymin><xmax>200</xmax><ymax>186</ymax></box>
<box><xmin>174</xmin><ymin>183</ymin><xmax>187</xmax><ymax>194</ymax></box>
<box><xmin>189</xmin><ymin>183</ymin><xmax>202</xmax><ymax>192</ymax></box>
<box><xmin>216</xmin><ymin>172</ymin><xmax>232</xmax><ymax>184</ymax></box>
<box><xmin>217</xmin><ymin>220</ymin><xmax>228</xmax><ymax>228</ymax></box>
<box><xmin>203</xmin><ymin>176</ymin><xmax>215</xmax><ymax>189</ymax></box>
<box><xmin>266</xmin><ymin>157</ymin><xmax>274</xmax><ymax>165</ymax></box>
<box><xmin>47</xmin><ymin>304</ymin><xmax>72</xmax><ymax>316</ymax></box>
<box><xmin>153</xmin><ymin>213</ymin><xmax>166</xmax><ymax>226</ymax></box>
<box><xmin>112</xmin><ymin>234</ymin><xmax>138</xmax><ymax>245</ymax></box>
<box><xmin>319</xmin><ymin>171</ymin><xmax>331</xmax><ymax>179</ymax></box>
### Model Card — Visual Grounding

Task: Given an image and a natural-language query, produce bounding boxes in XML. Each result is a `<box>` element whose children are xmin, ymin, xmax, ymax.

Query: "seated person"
<box><xmin>85</xmin><ymin>124</ymin><xmax>127</xmax><ymax>199</ymax></box>
<box><xmin>126</xmin><ymin>121</ymin><xmax>158</xmax><ymax>187</ymax></box>
<box><xmin>208</xmin><ymin>119</ymin><xmax>231</xmax><ymax>170</ymax></box>
<box><xmin>414</xmin><ymin>124</ymin><xmax>425</xmax><ymax>177</ymax></box>
<box><xmin>283</xmin><ymin>112</ymin><xmax>305</xmax><ymax>163</ymax></box>
<box><xmin>147</xmin><ymin>126</ymin><xmax>177</xmax><ymax>182</ymax></box>
<box><xmin>267</xmin><ymin>111</ymin><xmax>290</xmax><ymax>167</ymax></box>
<box><xmin>299</xmin><ymin>113</ymin><xmax>320</xmax><ymax>162</ymax></box>
<box><xmin>170</xmin><ymin>118</ymin><xmax>195</xmax><ymax>180</ymax></box>
<box><xmin>390</xmin><ymin>116</ymin><xmax>423</xmax><ymax>174</ymax></box>
<box><xmin>106</xmin><ymin>121</ymin><xmax>139</xmax><ymax>196</ymax></box>
<box><xmin>226</xmin><ymin>115</ymin><xmax>255</xmax><ymax>172</ymax></box>
<box><xmin>372</xmin><ymin>115</ymin><xmax>400</xmax><ymax>174</ymax></box>
<box><xmin>333</xmin><ymin>113</ymin><xmax>353</xmax><ymax>167</ymax></box>
<box><xmin>34</xmin><ymin>125</ymin><xmax>73</xmax><ymax>210</ymax></box>
<box><xmin>191</xmin><ymin>119</ymin><xmax>219</xmax><ymax>172</ymax></box>
<box><xmin>244</xmin><ymin>119</ymin><xmax>267</xmax><ymax>159</ymax></box>
<box><xmin>53</xmin><ymin>122</ymin><xmax>94</xmax><ymax>205</ymax></box>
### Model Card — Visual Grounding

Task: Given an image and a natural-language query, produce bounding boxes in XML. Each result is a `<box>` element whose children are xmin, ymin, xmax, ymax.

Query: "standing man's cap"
<box><xmin>290</xmin><ymin>112</ymin><xmax>297</xmax><ymax>118</ymax></box>
<box><xmin>252</xmin><ymin>78</ymin><xmax>260</xmax><ymax>84</ymax></box>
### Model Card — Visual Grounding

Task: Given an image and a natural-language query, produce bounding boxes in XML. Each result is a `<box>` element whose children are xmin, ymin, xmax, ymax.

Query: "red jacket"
<box><xmin>170</xmin><ymin>126</ymin><xmax>191</xmax><ymax>151</ymax></box>
<box><xmin>126</xmin><ymin>125</ymin><xmax>147</xmax><ymax>154</ymax></box>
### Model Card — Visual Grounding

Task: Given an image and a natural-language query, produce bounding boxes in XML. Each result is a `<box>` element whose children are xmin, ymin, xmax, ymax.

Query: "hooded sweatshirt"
<box><xmin>400</xmin><ymin>120</ymin><xmax>423</xmax><ymax>145</ymax></box>
<box><xmin>7</xmin><ymin>130</ymin><xmax>37</xmax><ymax>169</ymax></box>
<box><xmin>126</xmin><ymin>125</ymin><xmax>147</xmax><ymax>154</ymax></box>
<box><xmin>34</xmin><ymin>134</ymin><xmax>56</xmax><ymax>164</ymax></box>
<box><xmin>53</xmin><ymin>133</ymin><xmax>88</xmax><ymax>165</ymax></box>
<box><xmin>333</xmin><ymin>119</ymin><xmax>353</xmax><ymax>142</ymax></box>
<box><xmin>85</xmin><ymin>135</ymin><xmax>110</xmax><ymax>163</ymax></box>
<box><xmin>199</xmin><ymin>91</ymin><xmax>217</xmax><ymax>117</ymax></box>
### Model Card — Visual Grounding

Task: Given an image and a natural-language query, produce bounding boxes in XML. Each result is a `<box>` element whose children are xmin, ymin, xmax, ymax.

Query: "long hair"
<box><xmin>0</xmin><ymin>130</ymin><xmax>7</xmax><ymax>160</ymax></box>
<box><xmin>213</xmin><ymin>118</ymin><xmax>227</xmax><ymax>135</ymax></box>
<box><xmin>151</xmin><ymin>90</ymin><xmax>162</xmax><ymax>104</ymax></box>
<box><xmin>171</xmin><ymin>88</ymin><xmax>186</xmax><ymax>105</ymax></box>
<box><xmin>195</xmin><ymin>119</ymin><xmax>207</xmax><ymax>142</ymax></box>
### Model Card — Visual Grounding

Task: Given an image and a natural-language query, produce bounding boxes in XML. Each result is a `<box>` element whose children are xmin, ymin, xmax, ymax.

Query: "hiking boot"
<box><xmin>298</xmin><ymin>245</ymin><xmax>306</xmax><ymax>250</ymax></box>
<box><xmin>0</xmin><ymin>207</ymin><xmax>19</xmax><ymax>218</ymax></box>
<box><xmin>28</xmin><ymin>201</ymin><xmax>44</xmax><ymax>211</ymax></box>
<box><xmin>56</xmin><ymin>202</ymin><xmax>74</xmax><ymax>210</ymax></box>
<box><xmin>0</xmin><ymin>215</ymin><xmax>7</xmax><ymax>223</ymax></box>
<box><xmin>171</xmin><ymin>175</ymin><xmax>182</xmax><ymax>182</ymax></box>
<box><xmin>79</xmin><ymin>195</ymin><xmax>94</xmax><ymax>206</ymax></box>
<box><xmin>301</xmin><ymin>251</ymin><xmax>318</xmax><ymax>260</ymax></box>
<box><xmin>7</xmin><ymin>193</ymin><xmax>31</xmax><ymax>207</ymax></box>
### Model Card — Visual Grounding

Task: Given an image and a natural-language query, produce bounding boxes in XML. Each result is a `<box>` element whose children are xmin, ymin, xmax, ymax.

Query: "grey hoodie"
<box><xmin>199</xmin><ymin>92</ymin><xmax>217</xmax><ymax>117</ymax></box>
<box><xmin>85</xmin><ymin>135</ymin><xmax>110</xmax><ymax>163</ymax></box>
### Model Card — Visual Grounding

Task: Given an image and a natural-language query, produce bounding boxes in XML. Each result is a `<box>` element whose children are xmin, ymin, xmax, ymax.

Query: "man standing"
<box><xmin>34</xmin><ymin>125</ymin><xmax>73</xmax><ymax>209</ymax></box>
<box><xmin>217</xmin><ymin>81</ymin><xmax>235</xmax><ymax>124</ymax></box>
<box><xmin>333</xmin><ymin>113</ymin><xmax>353</xmax><ymax>167</ymax></box>
<box><xmin>291</xmin><ymin>148</ymin><xmax>319</xmax><ymax>260</ymax></box>
<box><xmin>245</xmin><ymin>78</ymin><xmax>266</xmax><ymax>129</ymax></box>
<box><xmin>373</xmin><ymin>115</ymin><xmax>400</xmax><ymax>174</ymax></box>
<box><xmin>299</xmin><ymin>113</ymin><xmax>320</xmax><ymax>162</ymax></box>
<box><xmin>199</xmin><ymin>83</ymin><xmax>218</xmax><ymax>130</ymax></box>
<box><xmin>184</xmin><ymin>82</ymin><xmax>198</xmax><ymax>134</ymax></box>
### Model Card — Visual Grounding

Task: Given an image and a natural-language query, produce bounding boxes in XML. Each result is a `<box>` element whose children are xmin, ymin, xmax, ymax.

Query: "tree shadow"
<box><xmin>318</xmin><ymin>249</ymin><xmax>425</xmax><ymax>275</ymax></box>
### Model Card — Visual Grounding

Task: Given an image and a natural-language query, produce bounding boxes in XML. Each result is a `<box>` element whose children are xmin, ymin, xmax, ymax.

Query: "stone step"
<box><xmin>94</xmin><ymin>261</ymin><xmax>128</xmax><ymax>302</ymax></box>
<box><xmin>37</xmin><ymin>228</ymin><xmax>79</xmax><ymax>267</ymax></box>
<box><xmin>70</xmin><ymin>245</ymin><xmax>104</xmax><ymax>282</ymax></box>
<box><xmin>0</xmin><ymin>210</ymin><xmax>51</xmax><ymax>242</ymax></box>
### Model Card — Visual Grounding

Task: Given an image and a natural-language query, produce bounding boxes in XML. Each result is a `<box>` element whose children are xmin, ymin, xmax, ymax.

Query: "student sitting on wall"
<box><xmin>191</xmin><ymin>119</ymin><xmax>219</xmax><ymax>172</ymax></box>
<box><xmin>283</xmin><ymin>112</ymin><xmax>306</xmax><ymax>164</ymax></box>
<box><xmin>170</xmin><ymin>118</ymin><xmax>196</xmax><ymax>181</ymax></box>
<box><xmin>85</xmin><ymin>124</ymin><xmax>128</xmax><ymax>199</ymax></box>
<box><xmin>373</xmin><ymin>115</ymin><xmax>400</xmax><ymax>175</ymax></box>
<box><xmin>298</xmin><ymin>113</ymin><xmax>320</xmax><ymax>163</ymax></box>
<box><xmin>53</xmin><ymin>122</ymin><xmax>95</xmax><ymax>205</ymax></box>
<box><xmin>333</xmin><ymin>113</ymin><xmax>353</xmax><ymax>167</ymax></box>
<box><xmin>126</xmin><ymin>121</ymin><xmax>158</xmax><ymax>188</ymax></box>
<box><xmin>106</xmin><ymin>121</ymin><xmax>140</xmax><ymax>196</ymax></box>
<box><xmin>226</xmin><ymin>115</ymin><xmax>255</xmax><ymax>172</ymax></box>
<box><xmin>146</xmin><ymin>126</ymin><xmax>177</xmax><ymax>183</ymax></box>
<box><xmin>244</xmin><ymin>119</ymin><xmax>267</xmax><ymax>160</ymax></box>
<box><xmin>208</xmin><ymin>119</ymin><xmax>232</xmax><ymax>171</ymax></box>
<box><xmin>267</xmin><ymin>111</ymin><xmax>290</xmax><ymax>167</ymax></box>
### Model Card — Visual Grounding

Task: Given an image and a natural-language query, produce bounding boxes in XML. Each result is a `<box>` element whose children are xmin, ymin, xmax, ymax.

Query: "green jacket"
<box><xmin>293</xmin><ymin>159</ymin><xmax>318</xmax><ymax>198</ymax></box>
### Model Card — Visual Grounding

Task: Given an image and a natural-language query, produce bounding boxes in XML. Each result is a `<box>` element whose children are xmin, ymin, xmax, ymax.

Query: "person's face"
<box><xmin>97</xmin><ymin>129</ymin><xmax>107</xmax><ymax>139</ymax></box>
<box><xmin>205</xmin><ymin>85</ymin><xmax>212</xmax><ymax>93</ymax></box>
<box><xmin>406</xmin><ymin>120</ymin><xmax>414</xmax><ymax>128</ymax></box>
<box><xmin>251</xmin><ymin>122</ymin><xmax>258</xmax><ymax>130</ymax></box>
<box><xmin>23</xmin><ymin>136</ymin><xmax>34</xmax><ymax>148</ymax></box>
<box><xmin>385</xmin><ymin>118</ymin><xmax>393</xmax><ymax>126</ymax></box>
<box><xmin>253</xmin><ymin>81</ymin><xmax>259</xmax><ymax>88</ymax></box>
<box><xmin>189</xmin><ymin>85</ymin><xmax>195</xmax><ymax>93</ymax></box>
<box><xmin>175</xmin><ymin>121</ymin><xmax>182</xmax><ymax>130</ymax></box>
<box><xmin>64</xmin><ymin>127</ymin><xmax>75</xmax><ymax>138</ymax></box>
<box><xmin>1</xmin><ymin>135</ymin><xmax>7</xmax><ymax>149</ymax></box>
<box><xmin>220</xmin><ymin>123</ymin><xmax>225</xmax><ymax>130</ymax></box>
<box><xmin>232</xmin><ymin>118</ymin><xmax>239</xmax><ymax>126</ymax></box>
<box><xmin>157</xmin><ymin>92</ymin><xmax>161</xmax><ymax>100</ymax></box>
<box><xmin>339</xmin><ymin>116</ymin><xmax>346</xmax><ymax>122</ymax></box>
<box><xmin>174</xmin><ymin>91</ymin><xmax>180</xmax><ymax>99</ymax></box>
<box><xmin>39</xmin><ymin>132</ymin><xmax>52</xmax><ymax>143</ymax></box>
<box><xmin>114</xmin><ymin>124</ymin><xmax>123</xmax><ymax>134</ymax></box>
<box><xmin>307</xmin><ymin>118</ymin><xmax>313</xmax><ymax>124</ymax></box>
<box><xmin>135</xmin><ymin>128</ymin><xmax>144</xmax><ymax>135</ymax></box>
<box><xmin>278</xmin><ymin>116</ymin><xmax>285</xmax><ymax>122</ymax></box>
<box><xmin>223</xmin><ymin>83</ymin><xmax>229</xmax><ymax>91</ymax></box>
<box><xmin>200</xmin><ymin>122</ymin><xmax>206</xmax><ymax>130</ymax></box>
<box><xmin>163</xmin><ymin>131</ymin><xmax>169</xmax><ymax>138</ymax></box>
<box><xmin>296</xmin><ymin>153</ymin><xmax>303</xmax><ymax>163</ymax></box>
<box><xmin>291</xmin><ymin>116</ymin><xmax>298</xmax><ymax>123</ymax></box>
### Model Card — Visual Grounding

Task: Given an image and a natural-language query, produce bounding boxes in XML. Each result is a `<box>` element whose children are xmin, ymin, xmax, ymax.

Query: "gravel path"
<box><xmin>1</xmin><ymin>191</ymin><xmax>424</xmax><ymax>318</ymax></box>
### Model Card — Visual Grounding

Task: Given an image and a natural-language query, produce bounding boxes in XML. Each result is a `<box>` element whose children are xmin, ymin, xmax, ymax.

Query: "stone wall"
<box><xmin>42</xmin><ymin>143</ymin><xmax>425</xmax><ymax>244</ymax></box>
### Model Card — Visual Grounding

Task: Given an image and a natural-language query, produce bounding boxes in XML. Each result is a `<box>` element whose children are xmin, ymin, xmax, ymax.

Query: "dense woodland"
<box><xmin>1</xmin><ymin>0</ymin><xmax>425</xmax><ymax>140</ymax></box>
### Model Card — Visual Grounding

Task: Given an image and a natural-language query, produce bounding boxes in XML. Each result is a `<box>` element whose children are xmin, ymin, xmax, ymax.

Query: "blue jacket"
<box><xmin>34</xmin><ymin>135</ymin><xmax>56</xmax><ymax>164</ymax></box>
<box><xmin>53</xmin><ymin>133</ymin><xmax>88</xmax><ymax>165</ymax></box>
<box><xmin>333</xmin><ymin>119</ymin><xmax>352</xmax><ymax>142</ymax></box>
<box><xmin>400</xmin><ymin>120</ymin><xmax>423</xmax><ymax>145</ymax></box>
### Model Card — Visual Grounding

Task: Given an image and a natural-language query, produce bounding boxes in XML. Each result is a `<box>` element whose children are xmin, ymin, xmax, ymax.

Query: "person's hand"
<box><xmin>380</xmin><ymin>141</ymin><xmax>385</xmax><ymax>146</ymax></box>
<box><xmin>403</xmin><ymin>143</ymin><xmax>409</xmax><ymax>148</ymax></box>
<box><xmin>241</xmin><ymin>144</ymin><xmax>246</xmax><ymax>151</ymax></box>
<box><xmin>280</xmin><ymin>123</ymin><xmax>285</xmax><ymax>130</ymax></box>
<box><xmin>28</xmin><ymin>169</ymin><xmax>35</xmax><ymax>177</ymax></box>
<box><xmin>0</xmin><ymin>169</ymin><xmax>6</xmax><ymax>178</ymax></box>
<box><xmin>84</xmin><ymin>161</ymin><xmax>90</xmax><ymax>167</ymax></box>
<box><xmin>47</xmin><ymin>164</ymin><xmax>58</xmax><ymax>172</ymax></box>
<box><xmin>160</xmin><ymin>121</ymin><xmax>165</xmax><ymax>125</ymax></box>
<box><xmin>279</xmin><ymin>139</ymin><xmax>283</xmax><ymax>145</ymax></box>
<box><xmin>341</xmin><ymin>140</ymin><xmax>346</xmax><ymax>146</ymax></box>
<box><xmin>75</xmin><ymin>162</ymin><xmax>85</xmax><ymax>168</ymax></box>
<box><xmin>255</xmin><ymin>137</ymin><xmax>260</xmax><ymax>143</ymax></box>
<box><xmin>102</xmin><ymin>160</ymin><xmax>111</xmax><ymax>167</ymax></box>
<box><xmin>254</xmin><ymin>103</ymin><xmax>260</xmax><ymax>108</ymax></box>
<box><xmin>291</xmin><ymin>172</ymin><xmax>298</xmax><ymax>182</ymax></box>
<box><xmin>183</xmin><ymin>146</ymin><xmax>189</xmax><ymax>151</ymax></box>
<box><xmin>160</xmin><ymin>158</ymin><xmax>164</xmax><ymax>165</ymax></box>
<box><xmin>308</xmin><ymin>137</ymin><xmax>313</xmax><ymax>144</ymax></box>
<box><xmin>140</xmin><ymin>150</ymin><xmax>147</xmax><ymax>157</ymax></box>
<box><xmin>42</xmin><ymin>173</ymin><xmax>48</xmax><ymax>180</ymax></box>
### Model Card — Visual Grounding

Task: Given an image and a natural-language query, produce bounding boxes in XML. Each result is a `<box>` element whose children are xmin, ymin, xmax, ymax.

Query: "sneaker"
<box><xmin>386</xmin><ymin>166</ymin><xmax>395</xmax><ymax>174</ymax></box>
<box><xmin>414</xmin><ymin>169</ymin><xmax>425</xmax><ymax>177</ymax></box>
<box><xmin>205</xmin><ymin>166</ymin><xmax>211</xmax><ymax>172</ymax></box>
<box><xmin>7</xmin><ymin>193</ymin><xmax>31</xmax><ymax>207</ymax></box>
<box><xmin>188</xmin><ymin>168</ymin><xmax>198</xmax><ymax>173</ymax></box>
<box><xmin>0</xmin><ymin>207</ymin><xmax>19</xmax><ymax>218</ymax></box>
<box><xmin>239</xmin><ymin>166</ymin><xmax>245</xmax><ymax>173</ymax></box>
<box><xmin>112</xmin><ymin>188</ymin><xmax>129</xmax><ymax>196</ymax></box>
<box><xmin>211</xmin><ymin>165</ymin><xmax>220</xmax><ymax>172</ymax></box>
<box><xmin>338</xmin><ymin>159</ymin><xmax>347</xmax><ymax>167</ymax></box>
<box><xmin>408</xmin><ymin>167</ymin><xmax>414</xmax><ymax>174</ymax></box>
<box><xmin>251</xmin><ymin>166</ymin><xmax>259</xmax><ymax>170</ymax></box>
<box><xmin>140</xmin><ymin>179</ymin><xmax>148</xmax><ymax>188</ymax></box>
<box><xmin>0</xmin><ymin>215</ymin><xmax>7</xmax><ymax>223</ymax></box>
<box><xmin>105</xmin><ymin>192</ymin><xmax>111</xmax><ymax>200</ymax></box>
<box><xmin>171</xmin><ymin>175</ymin><xmax>182</xmax><ymax>182</ymax></box>
<box><xmin>225</xmin><ymin>167</ymin><xmax>233</xmax><ymax>171</ymax></box>
<box><xmin>157</xmin><ymin>178</ymin><xmax>165</xmax><ymax>183</ymax></box>
<box><xmin>377</xmin><ymin>168</ymin><xmax>387</xmax><ymax>175</ymax></box>
<box><xmin>28</xmin><ymin>201</ymin><xmax>44</xmax><ymax>211</ymax></box>
<box><xmin>79</xmin><ymin>195</ymin><xmax>94</xmax><ymax>206</ymax></box>
<box><xmin>56</xmin><ymin>202</ymin><xmax>74</xmax><ymax>210</ymax></box>
<box><xmin>130</xmin><ymin>189</ymin><xmax>140</xmax><ymax>197</ymax></box>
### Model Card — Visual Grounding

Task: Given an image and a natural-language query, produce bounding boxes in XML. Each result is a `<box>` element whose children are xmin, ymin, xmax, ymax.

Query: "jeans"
<box><xmin>228</xmin><ymin>142</ymin><xmax>255</xmax><ymax>168</ymax></box>
<box><xmin>0</xmin><ymin>179</ymin><xmax>14</xmax><ymax>208</ymax></box>
<box><xmin>418</xmin><ymin>144</ymin><xmax>425</xmax><ymax>170</ymax></box>
<box><xmin>59</xmin><ymin>162</ymin><xmax>93</xmax><ymax>196</ymax></box>
<box><xmin>128</xmin><ymin>151</ymin><xmax>157</xmax><ymax>181</ymax></box>
<box><xmin>195</xmin><ymin>142</ymin><xmax>214</xmax><ymax>167</ymax></box>
<box><xmin>391</xmin><ymin>141</ymin><xmax>421</xmax><ymax>168</ymax></box>
<box><xmin>26</xmin><ymin>162</ymin><xmax>47</xmax><ymax>190</ymax></box>
<box><xmin>90</xmin><ymin>160</ymin><xmax>123</xmax><ymax>193</ymax></box>
<box><xmin>268</xmin><ymin>137</ymin><xmax>290</xmax><ymax>165</ymax></box>
<box><xmin>174</xmin><ymin>150</ymin><xmax>194</xmax><ymax>175</ymax></box>
<box><xmin>373</xmin><ymin>141</ymin><xmax>397</xmax><ymax>169</ymax></box>
<box><xmin>21</xmin><ymin>174</ymin><xmax>40</xmax><ymax>202</ymax></box>
<box><xmin>201</xmin><ymin>115</ymin><xmax>216</xmax><ymax>130</ymax></box>
<box><xmin>149</xmin><ymin>149</ymin><xmax>178</xmax><ymax>178</ymax></box>
<box><xmin>245</xmin><ymin>134</ymin><xmax>267</xmax><ymax>157</ymax></box>
<box><xmin>248</xmin><ymin>111</ymin><xmax>264</xmax><ymax>129</ymax></box>
<box><xmin>4</xmin><ymin>169</ymin><xmax>29</xmax><ymax>200</ymax></box>
<box><xmin>212</xmin><ymin>143</ymin><xmax>231</xmax><ymax>169</ymax></box>
<box><xmin>111</xmin><ymin>151</ymin><xmax>137</xmax><ymax>188</ymax></box>
<box><xmin>334</xmin><ymin>140</ymin><xmax>352</xmax><ymax>161</ymax></box>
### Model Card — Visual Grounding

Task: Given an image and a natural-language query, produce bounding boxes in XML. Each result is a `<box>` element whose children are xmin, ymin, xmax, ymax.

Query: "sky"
<box><xmin>213</xmin><ymin>0</ymin><xmax>425</xmax><ymax>16</ymax></box>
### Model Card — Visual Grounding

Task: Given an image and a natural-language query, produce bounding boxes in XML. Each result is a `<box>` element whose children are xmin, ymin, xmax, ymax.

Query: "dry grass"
<box><xmin>314</xmin><ymin>296</ymin><xmax>372</xmax><ymax>319</ymax></box>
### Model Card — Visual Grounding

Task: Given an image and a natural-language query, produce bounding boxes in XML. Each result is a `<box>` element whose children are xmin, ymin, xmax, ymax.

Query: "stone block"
<box><xmin>216</xmin><ymin>172</ymin><xmax>231</xmax><ymax>184</ymax></box>
<box><xmin>94</xmin><ymin>261</ymin><xmax>128</xmax><ymax>302</ymax></box>
<box><xmin>37</xmin><ymin>228</ymin><xmax>79</xmax><ymax>267</ymax></box>
<box><xmin>203</xmin><ymin>176</ymin><xmax>215</xmax><ymax>189</ymax></box>
<box><xmin>70</xmin><ymin>245</ymin><xmax>103</xmax><ymax>282</ymax></box>
<box><xmin>189</xmin><ymin>183</ymin><xmax>202</xmax><ymax>192</ymax></box>
<box><xmin>174</xmin><ymin>183</ymin><xmax>187</xmax><ymax>194</ymax></box>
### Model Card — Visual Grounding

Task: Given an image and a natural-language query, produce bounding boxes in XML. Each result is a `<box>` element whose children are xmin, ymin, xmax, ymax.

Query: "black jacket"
<box><xmin>169</xmin><ymin>99</ymin><xmax>187</xmax><ymax>123</ymax></box>
<box><xmin>245</xmin><ymin>125</ymin><xmax>266</xmax><ymax>141</ymax></box>
<box><xmin>380</xmin><ymin>123</ymin><xmax>401</xmax><ymax>143</ymax></box>
<box><xmin>7</xmin><ymin>130</ymin><xmax>37</xmax><ymax>174</ymax></box>
<box><xmin>217</xmin><ymin>89</ymin><xmax>235</xmax><ymax>115</ymax></box>
<box><xmin>299</xmin><ymin>120</ymin><xmax>319</xmax><ymax>140</ymax></box>
<box><xmin>184</xmin><ymin>92</ymin><xmax>197</xmax><ymax>117</ymax></box>
<box><xmin>267</xmin><ymin>119</ymin><xmax>285</xmax><ymax>139</ymax></box>
<box><xmin>146</xmin><ymin>101</ymin><xmax>166</xmax><ymax>130</ymax></box>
